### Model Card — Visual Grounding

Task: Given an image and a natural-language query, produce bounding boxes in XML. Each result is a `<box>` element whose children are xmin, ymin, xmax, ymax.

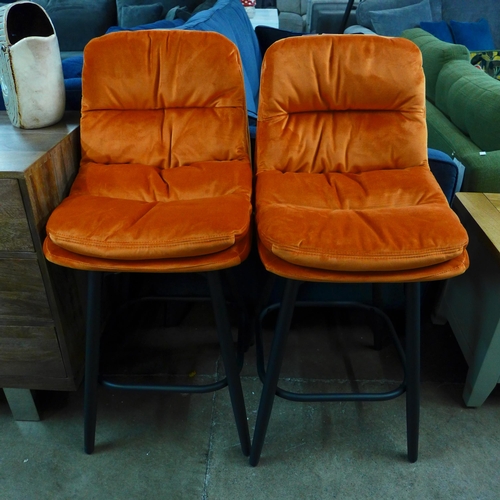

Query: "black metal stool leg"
<box><xmin>84</xmin><ymin>271</ymin><xmax>102</xmax><ymax>454</ymax></box>
<box><xmin>207</xmin><ymin>271</ymin><xmax>251</xmax><ymax>457</ymax></box>
<box><xmin>371</xmin><ymin>283</ymin><xmax>386</xmax><ymax>351</ymax></box>
<box><xmin>405</xmin><ymin>281</ymin><xmax>421</xmax><ymax>463</ymax></box>
<box><xmin>250</xmin><ymin>278</ymin><xmax>301</xmax><ymax>466</ymax></box>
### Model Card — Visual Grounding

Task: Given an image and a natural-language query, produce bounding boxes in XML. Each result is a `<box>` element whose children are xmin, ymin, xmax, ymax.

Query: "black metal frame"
<box><xmin>83</xmin><ymin>270</ymin><xmax>251</xmax><ymax>457</ymax></box>
<box><xmin>339</xmin><ymin>0</ymin><xmax>357</xmax><ymax>33</ymax></box>
<box><xmin>249</xmin><ymin>277</ymin><xmax>421</xmax><ymax>466</ymax></box>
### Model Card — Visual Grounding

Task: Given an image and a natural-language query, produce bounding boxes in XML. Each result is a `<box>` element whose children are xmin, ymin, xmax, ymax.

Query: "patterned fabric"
<box><xmin>470</xmin><ymin>50</ymin><xmax>500</xmax><ymax>80</ymax></box>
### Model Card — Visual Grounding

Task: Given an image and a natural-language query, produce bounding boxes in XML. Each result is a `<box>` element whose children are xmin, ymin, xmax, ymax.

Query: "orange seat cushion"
<box><xmin>256</xmin><ymin>167</ymin><xmax>468</xmax><ymax>273</ymax></box>
<box><xmin>257</xmin><ymin>241</ymin><xmax>469</xmax><ymax>283</ymax></box>
<box><xmin>47</xmin><ymin>161</ymin><xmax>252</xmax><ymax>260</ymax></box>
<box><xmin>43</xmin><ymin>234</ymin><xmax>251</xmax><ymax>273</ymax></box>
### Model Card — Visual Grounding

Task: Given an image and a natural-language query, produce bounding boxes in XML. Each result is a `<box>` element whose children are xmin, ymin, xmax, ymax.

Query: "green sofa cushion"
<box><xmin>435</xmin><ymin>60</ymin><xmax>500</xmax><ymax>152</ymax></box>
<box><xmin>402</xmin><ymin>28</ymin><xmax>469</xmax><ymax>103</ymax></box>
<box><xmin>434</xmin><ymin>60</ymin><xmax>472</xmax><ymax>126</ymax></box>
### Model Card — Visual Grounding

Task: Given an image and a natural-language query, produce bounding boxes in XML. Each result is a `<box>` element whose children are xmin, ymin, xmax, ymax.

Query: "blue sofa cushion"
<box><xmin>179</xmin><ymin>0</ymin><xmax>262</xmax><ymax>119</ymax></box>
<box><xmin>115</xmin><ymin>0</ymin><xmax>201</xmax><ymax>20</ymax></box>
<box><xmin>62</xmin><ymin>55</ymin><xmax>83</xmax><ymax>79</ymax></box>
<box><xmin>420</xmin><ymin>20</ymin><xmax>454</xmax><ymax>43</ymax></box>
<box><xmin>118</xmin><ymin>3</ymin><xmax>164</xmax><ymax>28</ymax></box>
<box><xmin>357</xmin><ymin>0</ymin><xmax>441</xmax><ymax>31</ymax></box>
<box><xmin>369</xmin><ymin>0</ymin><xmax>433</xmax><ymax>37</ymax></box>
<box><xmin>450</xmin><ymin>18</ymin><xmax>495</xmax><ymax>51</ymax></box>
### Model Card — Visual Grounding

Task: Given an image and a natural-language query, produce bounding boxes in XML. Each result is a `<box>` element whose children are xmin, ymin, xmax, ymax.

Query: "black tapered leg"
<box><xmin>84</xmin><ymin>271</ymin><xmax>102</xmax><ymax>454</ymax></box>
<box><xmin>207</xmin><ymin>271</ymin><xmax>251</xmax><ymax>457</ymax></box>
<box><xmin>250</xmin><ymin>278</ymin><xmax>301</xmax><ymax>466</ymax></box>
<box><xmin>405</xmin><ymin>282</ymin><xmax>421</xmax><ymax>463</ymax></box>
<box><xmin>371</xmin><ymin>283</ymin><xmax>386</xmax><ymax>351</ymax></box>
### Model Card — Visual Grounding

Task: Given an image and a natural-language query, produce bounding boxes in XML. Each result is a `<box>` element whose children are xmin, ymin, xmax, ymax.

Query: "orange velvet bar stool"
<box><xmin>43</xmin><ymin>30</ymin><xmax>252</xmax><ymax>456</ymax></box>
<box><xmin>250</xmin><ymin>35</ymin><xmax>469</xmax><ymax>465</ymax></box>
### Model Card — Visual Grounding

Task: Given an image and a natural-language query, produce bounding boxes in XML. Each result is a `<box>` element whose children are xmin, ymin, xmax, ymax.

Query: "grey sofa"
<box><xmin>347</xmin><ymin>0</ymin><xmax>500</xmax><ymax>47</ymax></box>
<box><xmin>277</xmin><ymin>0</ymin><xmax>359</xmax><ymax>33</ymax></box>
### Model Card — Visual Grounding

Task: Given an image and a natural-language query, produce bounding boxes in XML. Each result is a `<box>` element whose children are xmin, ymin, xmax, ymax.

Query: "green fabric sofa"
<box><xmin>402</xmin><ymin>27</ymin><xmax>500</xmax><ymax>192</ymax></box>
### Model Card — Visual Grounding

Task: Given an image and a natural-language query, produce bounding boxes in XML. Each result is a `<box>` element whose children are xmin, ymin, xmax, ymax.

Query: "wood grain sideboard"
<box><xmin>0</xmin><ymin>112</ymin><xmax>85</xmax><ymax>418</ymax></box>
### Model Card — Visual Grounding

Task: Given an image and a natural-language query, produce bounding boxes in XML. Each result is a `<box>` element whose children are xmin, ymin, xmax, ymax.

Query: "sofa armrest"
<box><xmin>460</xmin><ymin>150</ymin><xmax>500</xmax><ymax>193</ymax></box>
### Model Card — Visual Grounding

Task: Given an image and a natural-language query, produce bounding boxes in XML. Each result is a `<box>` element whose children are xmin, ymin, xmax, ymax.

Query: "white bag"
<box><xmin>0</xmin><ymin>1</ymin><xmax>65</xmax><ymax>129</ymax></box>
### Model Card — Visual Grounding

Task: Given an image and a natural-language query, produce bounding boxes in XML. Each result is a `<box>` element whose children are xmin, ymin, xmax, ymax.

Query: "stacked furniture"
<box><xmin>402</xmin><ymin>28</ymin><xmax>500</xmax><ymax>193</ymax></box>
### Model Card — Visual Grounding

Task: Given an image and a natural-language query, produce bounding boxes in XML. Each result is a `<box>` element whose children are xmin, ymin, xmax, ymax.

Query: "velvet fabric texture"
<box><xmin>44</xmin><ymin>30</ymin><xmax>252</xmax><ymax>272</ymax></box>
<box><xmin>255</xmin><ymin>35</ymin><xmax>468</xmax><ymax>280</ymax></box>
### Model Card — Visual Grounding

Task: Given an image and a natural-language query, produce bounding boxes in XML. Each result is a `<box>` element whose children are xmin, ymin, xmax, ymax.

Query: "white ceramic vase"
<box><xmin>0</xmin><ymin>1</ymin><xmax>65</xmax><ymax>129</ymax></box>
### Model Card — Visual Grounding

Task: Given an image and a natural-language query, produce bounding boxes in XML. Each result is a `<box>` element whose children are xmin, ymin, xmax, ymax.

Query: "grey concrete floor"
<box><xmin>1</xmin><ymin>301</ymin><xmax>499</xmax><ymax>499</ymax></box>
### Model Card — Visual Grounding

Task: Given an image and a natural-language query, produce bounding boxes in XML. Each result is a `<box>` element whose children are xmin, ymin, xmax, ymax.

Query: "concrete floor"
<box><xmin>1</xmin><ymin>300</ymin><xmax>499</xmax><ymax>499</ymax></box>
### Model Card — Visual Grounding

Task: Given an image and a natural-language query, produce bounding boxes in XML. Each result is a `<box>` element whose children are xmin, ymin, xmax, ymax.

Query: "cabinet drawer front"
<box><xmin>0</xmin><ymin>179</ymin><xmax>35</xmax><ymax>252</ymax></box>
<box><xmin>0</xmin><ymin>259</ymin><xmax>52</xmax><ymax>322</ymax></box>
<box><xmin>0</xmin><ymin>325</ymin><xmax>66</xmax><ymax>378</ymax></box>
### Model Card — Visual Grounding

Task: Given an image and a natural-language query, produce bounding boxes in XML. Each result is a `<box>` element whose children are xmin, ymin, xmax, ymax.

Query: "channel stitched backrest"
<box><xmin>80</xmin><ymin>30</ymin><xmax>249</xmax><ymax>170</ymax></box>
<box><xmin>257</xmin><ymin>35</ymin><xmax>428</xmax><ymax>174</ymax></box>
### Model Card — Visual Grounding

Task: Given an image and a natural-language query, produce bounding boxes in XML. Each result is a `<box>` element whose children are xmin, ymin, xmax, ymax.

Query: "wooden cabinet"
<box><xmin>435</xmin><ymin>193</ymin><xmax>500</xmax><ymax>407</ymax></box>
<box><xmin>0</xmin><ymin>112</ymin><xmax>85</xmax><ymax>399</ymax></box>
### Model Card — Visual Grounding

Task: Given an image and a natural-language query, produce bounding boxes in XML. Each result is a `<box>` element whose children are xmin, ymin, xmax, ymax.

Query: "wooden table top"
<box><xmin>0</xmin><ymin>111</ymin><xmax>80</xmax><ymax>178</ymax></box>
<box><xmin>456</xmin><ymin>192</ymin><xmax>500</xmax><ymax>255</ymax></box>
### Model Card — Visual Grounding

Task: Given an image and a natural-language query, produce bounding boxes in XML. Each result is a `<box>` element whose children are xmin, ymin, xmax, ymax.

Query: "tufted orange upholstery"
<box><xmin>250</xmin><ymin>34</ymin><xmax>469</xmax><ymax>467</ymax></box>
<box><xmin>44</xmin><ymin>30</ymin><xmax>252</xmax><ymax>271</ymax></box>
<box><xmin>255</xmin><ymin>35</ymin><xmax>468</xmax><ymax>279</ymax></box>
